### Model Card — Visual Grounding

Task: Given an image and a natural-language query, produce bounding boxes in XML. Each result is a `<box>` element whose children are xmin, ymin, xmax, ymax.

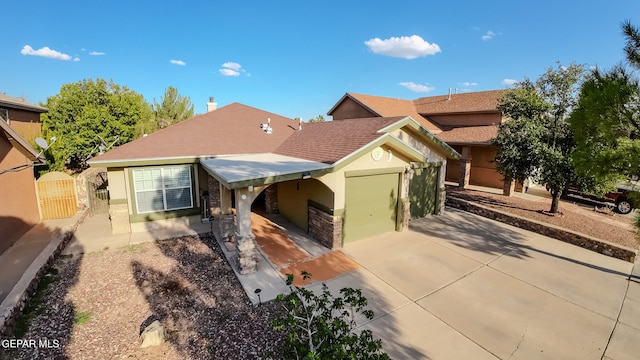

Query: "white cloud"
<box><xmin>482</xmin><ymin>30</ymin><xmax>496</xmax><ymax>41</ymax></box>
<box><xmin>502</xmin><ymin>78</ymin><xmax>517</xmax><ymax>86</ymax></box>
<box><xmin>399</xmin><ymin>82</ymin><xmax>435</xmax><ymax>93</ymax></box>
<box><xmin>365</xmin><ymin>35</ymin><xmax>441</xmax><ymax>59</ymax></box>
<box><xmin>220</xmin><ymin>68</ymin><xmax>240</xmax><ymax>77</ymax></box>
<box><xmin>219</xmin><ymin>62</ymin><xmax>245</xmax><ymax>76</ymax></box>
<box><xmin>170</xmin><ymin>59</ymin><xmax>186</xmax><ymax>66</ymax></box>
<box><xmin>222</xmin><ymin>62</ymin><xmax>242</xmax><ymax>71</ymax></box>
<box><xmin>462</xmin><ymin>82</ymin><xmax>478</xmax><ymax>87</ymax></box>
<box><xmin>89</xmin><ymin>51</ymin><xmax>105</xmax><ymax>56</ymax></box>
<box><xmin>73</xmin><ymin>57</ymin><xmax>80</xmax><ymax>62</ymax></box>
<box><xmin>20</xmin><ymin>45</ymin><xmax>71</xmax><ymax>61</ymax></box>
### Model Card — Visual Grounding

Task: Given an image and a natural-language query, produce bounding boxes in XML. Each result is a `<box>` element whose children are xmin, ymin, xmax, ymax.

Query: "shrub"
<box><xmin>272</xmin><ymin>271</ymin><xmax>390</xmax><ymax>360</ymax></box>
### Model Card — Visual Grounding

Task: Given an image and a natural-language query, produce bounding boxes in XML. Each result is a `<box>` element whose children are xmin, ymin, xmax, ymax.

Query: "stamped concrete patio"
<box><xmin>316</xmin><ymin>208</ymin><xmax>640</xmax><ymax>360</ymax></box>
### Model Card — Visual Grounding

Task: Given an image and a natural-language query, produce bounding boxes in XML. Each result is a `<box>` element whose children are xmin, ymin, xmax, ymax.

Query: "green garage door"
<box><xmin>344</xmin><ymin>172</ymin><xmax>399</xmax><ymax>243</ymax></box>
<box><xmin>409</xmin><ymin>165</ymin><xmax>440</xmax><ymax>219</ymax></box>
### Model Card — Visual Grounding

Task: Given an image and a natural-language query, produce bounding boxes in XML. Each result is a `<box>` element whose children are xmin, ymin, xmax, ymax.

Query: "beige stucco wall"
<box><xmin>317</xmin><ymin>144</ymin><xmax>413</xmax><ymax>211</ymax></box>
<box><xmin>277</xmin><ymin>179</ymin><xmax>333</xmax><ymax>231</ymax></box>
<box><xmin>107</xmin><ymin>168</ymin><xmax>127</xmax><ymax>201</ymax></box>
<box><xmin>392</xmin><ymin>128</ymin><xmax>448</xmax><ymax>187</ymax></box>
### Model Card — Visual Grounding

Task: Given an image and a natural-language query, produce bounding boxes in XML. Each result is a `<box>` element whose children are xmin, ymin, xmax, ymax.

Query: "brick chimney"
<box><xmin>207</xmin><ymin>97</ymin><xmax>217</xmax><ymax>112</ymax></box>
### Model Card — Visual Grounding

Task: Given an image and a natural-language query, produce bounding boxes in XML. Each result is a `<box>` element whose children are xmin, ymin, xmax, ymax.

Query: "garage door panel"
<box><xmin>344</xmin><ymin>173</ymin><xmax>399</xmax><ymax>243</ymax></box>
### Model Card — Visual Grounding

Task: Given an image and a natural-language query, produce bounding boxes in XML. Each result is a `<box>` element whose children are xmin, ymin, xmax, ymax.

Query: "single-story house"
<box><xmin>0</xmin><ymin>95</ymin><xmax>47</xmax><ymax>254</ymax></box>
<box><xmin>89</xmin><ymin>101</ymin><xmax>459</xmax><ymax>273</ymax></box>
<box><xmin>327</xmin><ymin>90</ymin><xmax>512</xmax><ymax>190</ymax></box>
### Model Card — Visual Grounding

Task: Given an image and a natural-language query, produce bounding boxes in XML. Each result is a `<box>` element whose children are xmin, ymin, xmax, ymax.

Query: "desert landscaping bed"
<box><xmin>0</xmin><ymin>234</ymin><xmax>286</xmax><ymax>360</ymax></box>
<box><xmin>447</xmin><ymin>187</ymin><xmax>639</xmax><ymax>250</ymax></box>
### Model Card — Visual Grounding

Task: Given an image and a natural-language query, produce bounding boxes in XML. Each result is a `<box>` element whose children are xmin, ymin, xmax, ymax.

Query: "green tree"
<box><xmin>569</xmin><ymin>66</ymin><xmax>640</xmax><ymax>193</ymax></box>
<box><xmin>493</xmin><ymin>63</ymin><xmax>585</xmax><ymax>213</ymax></box>
<box><xmin>623</xmin><ymin>20</ymin><xmax>640</xmax><ymax>69</ymax></box>
<box><xmin>150</xmin><ymin>86</ymin><xmax>194</xmax><ymax>131</ymax></box>
<box><xmin>273</xmin><ymin>272</ymin><xmax>390</xmax><ymax>360</ymax></box>
<box><xmin>569</xmin><ymin>21</ymin><xmax>640</xmax><ymax>207</ymax></box>
<box><xmin>41</xmin><ymin>78</ymin><xmax>153</xmax><ymax>171</ymax></box>
<box><xmin>309</xmin><ymin>115</ymin><xmax>325</xmax><ymax>123</ymax></box>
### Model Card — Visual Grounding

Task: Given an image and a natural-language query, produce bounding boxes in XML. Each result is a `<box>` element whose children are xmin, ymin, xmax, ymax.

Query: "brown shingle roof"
<box><xmin>343</xmin><ymin>93</ymin><xmax>441</xmax><ymax>132</ymax></box>
<box><xmin>91</xmin><ymin>103</ymin><xmax>297</xmax><ymax>162</ymax></box>
<box><xmin>274</xmin><ymin>117</ymin><xmax>404</xmax><ymax>164</ymax></box>
<box><xmin>436</xmin><ymin>125</ymin><xmax>498</xmax><ymax>145</ymax></box>
<box><xmin>413</xmin><ymin>90</ymin><xmax>503</xmax><ymax>114</ymax></box>
<box><xmin>0</xmin><ymin>93</ymin><xmax>48</xmax><ymax>112</ymax></box>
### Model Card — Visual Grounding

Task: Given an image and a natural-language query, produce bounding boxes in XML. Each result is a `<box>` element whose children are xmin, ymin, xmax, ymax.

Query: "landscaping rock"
<box><xmin>140</xmin><ymin>320</ymin><xmax>166</xmax><ymax>348</ymax></box>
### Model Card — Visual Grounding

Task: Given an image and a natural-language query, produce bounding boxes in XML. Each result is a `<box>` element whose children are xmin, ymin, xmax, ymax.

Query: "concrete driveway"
<box><xmin>314</xmin><ymin>208</ymin><xmax>639</xmax><ymax>359</ymax></box>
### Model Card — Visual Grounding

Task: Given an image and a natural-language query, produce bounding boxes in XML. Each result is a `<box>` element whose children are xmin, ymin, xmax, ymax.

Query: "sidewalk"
<box><xmin>0</xmin><ymin>212</ymin><xmax>85</xmax><ymax>305</ymax></box>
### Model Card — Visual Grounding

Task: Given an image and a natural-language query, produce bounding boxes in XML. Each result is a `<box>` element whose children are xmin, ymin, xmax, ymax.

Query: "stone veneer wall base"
<box><xmin>308</xmin><ymin>205</ymin><xmax>342</xmax><ymax>249</ymax></box>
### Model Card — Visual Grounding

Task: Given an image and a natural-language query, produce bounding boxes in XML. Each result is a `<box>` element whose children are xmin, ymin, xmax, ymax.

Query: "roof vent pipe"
<box><xmin>298</xmin><ymin>118</ymin><xmax>302</xmax><ymax>131</ymax></box>
<box><xmin>448</xmin><ymin>88</ymin><xmax>451</xmax><ymax>100</ymax></box>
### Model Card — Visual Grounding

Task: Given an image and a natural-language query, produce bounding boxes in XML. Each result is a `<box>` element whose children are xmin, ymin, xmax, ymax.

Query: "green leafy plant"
<box><xmin>13</xmin><ymin>267</ymin><xmax>60</xmax><ymax>337</ymax></box>
<box><xmin>272</xmin><ymin>271</ymin><xmax>390</xmax><ymax>360</ymax></box>
<box><xmin>74</xmin><ymin>311</ymin><xmax>91</xmax><ymax>325</ymax></box>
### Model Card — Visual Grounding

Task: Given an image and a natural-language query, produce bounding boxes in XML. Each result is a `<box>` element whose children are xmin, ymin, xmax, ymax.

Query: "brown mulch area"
<box><xmin>447</xmin><ymin>187</ymin><xmax>639</xmax><ymax>250</ymax></box>
<box><xmin>1</xmin><ymin>234</ymin><xmax>286</xmax><ymax>360</ymax></box>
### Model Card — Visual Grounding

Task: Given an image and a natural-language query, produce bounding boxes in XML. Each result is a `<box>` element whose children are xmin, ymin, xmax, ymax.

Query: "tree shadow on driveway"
<box><xmin>409</xmin><ymin>208</ymin><xmax>530</xmax><ymax>260</ymax></box>
<box><xmin>410</xmin><ymin>208</ymin><xmax>634</xmax><ymax>279</ymax></box>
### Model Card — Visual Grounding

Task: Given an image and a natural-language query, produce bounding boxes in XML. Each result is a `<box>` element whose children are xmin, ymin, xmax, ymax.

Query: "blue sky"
<box><xmin>2</xmin><ymin>1</ymin><xmax>640</xmax><ymax>120</ymax></box>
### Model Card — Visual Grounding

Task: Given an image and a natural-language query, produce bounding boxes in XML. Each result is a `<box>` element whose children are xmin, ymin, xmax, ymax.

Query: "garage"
<box><xmin>409</xmin><ymin>164</ymin><xmax>440</xmax><ymax>219</ymax></box>
<box><xmin>343</xmin><ymin>171</ymin><xmax>400</xmax><ymax>243</ymax></box>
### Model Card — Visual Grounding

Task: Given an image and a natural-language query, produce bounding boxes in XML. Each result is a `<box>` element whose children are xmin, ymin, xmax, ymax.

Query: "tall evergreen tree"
<box><xmin>152</xmin><ymin>86</ymin><xmax>194</xmax><ymax>130</ymax></box>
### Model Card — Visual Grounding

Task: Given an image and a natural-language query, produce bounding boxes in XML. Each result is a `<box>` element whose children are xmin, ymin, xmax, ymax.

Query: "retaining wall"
<box><xmin>446</xmin><ymin>196</ymin><xmax>637</xmax><ymax>263</ymax></box>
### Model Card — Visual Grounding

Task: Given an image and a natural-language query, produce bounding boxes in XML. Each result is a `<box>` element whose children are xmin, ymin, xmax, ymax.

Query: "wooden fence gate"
<box><xmin>87</xmin><ymin>171</ymin><xmax>109</xmax><ymax>215</ymax></box>
<box><xmin>36</xmin><ymin>171</ymin><xmax>78</xmax><ymax>220</ymax></box>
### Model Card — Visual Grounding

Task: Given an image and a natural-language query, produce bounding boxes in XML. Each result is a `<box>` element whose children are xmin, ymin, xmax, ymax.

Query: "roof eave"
<box><xmin>203</xmin><ymin>165</ymin><xmax>333</xmax><ymax>190</ymax></box>
<box><xmin>0</xmin><ymin>101</ymin><xmax>48</xmax><ymax>113</ymax></box>
<box><xmin>0</xmin><ymin>120</ymin><xmax>44</xmax><ymax>162</ymax></box>
<box><xmin>419</xmin><ymin>109</ymin><xmax>500</xmax><ymax>116</ymax></box>
<box><xmin>378</xmin><ymin>116</ymin><xmax>461</xmax><ymax>160</ymax></box>
<box><xmin>87</xmin><ymin>156</ymin><xmax>201</xmax><ymax>168</ymax></box>
<box><xmin>331</xmin><ymin>132</ymin><xmax>428</xmax><ymax>172</ymax></box>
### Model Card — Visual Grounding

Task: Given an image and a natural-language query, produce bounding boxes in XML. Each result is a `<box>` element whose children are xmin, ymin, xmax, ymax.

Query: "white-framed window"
<box><xmin>132</xmin><ymin>166</ymin><xmax>193</xmax><ymax>213</ymax></box>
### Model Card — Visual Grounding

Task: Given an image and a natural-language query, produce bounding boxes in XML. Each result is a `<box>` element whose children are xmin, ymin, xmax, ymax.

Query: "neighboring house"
<box><xmin>88</xmin><ymin>101</ymin><xmax>459</xmax><ymax>274</ymax></box>
<box><xmin>0</xmin><ymin>93</ymin><xmax>47</xmax><ymax>144</ymax></box>
<box><xmin>328</xmin><ymin>90</ymin><xmax>509</xmax><ymax>190</ymax></box>
<box><xmin>0</xmin><ymin>107</ymin><xmax>46</xmax><ymax>254</ymax></box>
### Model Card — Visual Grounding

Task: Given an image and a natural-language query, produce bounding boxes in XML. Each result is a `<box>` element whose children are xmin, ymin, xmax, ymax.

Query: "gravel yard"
<box><xmin>447</xmin><ymin>187</ymin><xmax>639</xmax><ymax>249</ymax></box>
<box><xmin>1</xmin><ymin>234</ymin><xmax>285</xmax><ymax>360</ymax></box>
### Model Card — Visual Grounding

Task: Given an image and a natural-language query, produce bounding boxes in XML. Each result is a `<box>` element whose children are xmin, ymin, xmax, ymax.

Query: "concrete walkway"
<box><xmin>61</xmin><ymin>214</ymin><xmax>213</xmax><ymax>255</ymax></box>
<box><xmin>0</xmin><ymin>212</ymin><xmax>84</xmax><ymax>305</ymax></box>
<box><xmin>331</xmin><ymin>208</ymin><xmax>639</xmax><ymax>360</ymax></box>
